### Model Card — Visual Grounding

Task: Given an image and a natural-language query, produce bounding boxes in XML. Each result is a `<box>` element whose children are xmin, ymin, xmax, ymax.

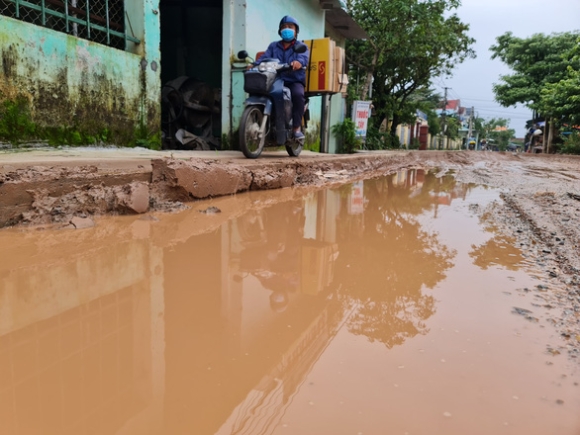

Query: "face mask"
<box><xmin>280</xmin><ymin>28</ymin><xmax>295</xmax><ymax>42</ymax></box>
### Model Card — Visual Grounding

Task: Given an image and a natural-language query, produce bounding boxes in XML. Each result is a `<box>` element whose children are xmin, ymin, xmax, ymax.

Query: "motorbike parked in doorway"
<box><xmin>237</xmin><ymin>43</ymin><xmax>309</xmax><ymax>159</ymax></box>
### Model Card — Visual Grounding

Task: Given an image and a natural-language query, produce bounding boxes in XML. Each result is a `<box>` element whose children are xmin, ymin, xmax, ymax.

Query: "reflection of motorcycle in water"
<box><xmin>236</xmin><ymin>205</ymin><xmax>304</xmax><ymax>312</ymax></box>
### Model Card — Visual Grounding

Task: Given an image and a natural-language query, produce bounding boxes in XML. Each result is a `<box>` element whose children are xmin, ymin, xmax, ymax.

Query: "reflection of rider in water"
<box><xmin>239</xmin><ymin>202</ymin><xmax>304</xmax><ymax>312</ymax></box>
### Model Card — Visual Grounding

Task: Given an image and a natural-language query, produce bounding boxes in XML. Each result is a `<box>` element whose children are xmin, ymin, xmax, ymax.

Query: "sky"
<box><xmin>439</xmin><ymin>0</ymin><xmax>580</xmax><ymax>138</ymax></box>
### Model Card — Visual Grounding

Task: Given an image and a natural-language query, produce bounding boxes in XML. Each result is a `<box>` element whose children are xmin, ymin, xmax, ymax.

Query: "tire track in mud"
<box><xmin>479</xmin><ymin>191</ymin><xmax>580</xmax><ymax>363</ymax></box>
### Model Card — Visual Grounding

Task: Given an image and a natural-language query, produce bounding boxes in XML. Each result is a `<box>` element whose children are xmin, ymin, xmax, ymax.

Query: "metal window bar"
<box><xmin>85</xmin><ymin>0</ymin><xmax>89</xmax><ymax>39</ymax></box>
<box><xmin>64</xmin><ymin>0</ymin><xmax>68</xmax><ymax>32</ymax></box>
<box><xmin>1</xmin><ymin>0</ymin><xmax>140</xmax><ymax>45</ymax></box>
<box><xmin>104</xmin><ymin>0</ymin><xmax>108</xmax><ymax>45</ymax></box>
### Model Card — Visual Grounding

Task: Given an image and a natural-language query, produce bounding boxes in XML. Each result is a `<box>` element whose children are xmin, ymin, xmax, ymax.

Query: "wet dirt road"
<box><xmin>1</xmin><ymin>167</ymin><xmax>579</xmax><ymax>435</ymax></box>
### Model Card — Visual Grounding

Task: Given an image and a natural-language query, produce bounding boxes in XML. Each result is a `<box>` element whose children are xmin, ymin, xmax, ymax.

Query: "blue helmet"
<box><xmin>278</xmin><ymin>15</ymin><xmax>300</xmax><ymax>36</ymax></box>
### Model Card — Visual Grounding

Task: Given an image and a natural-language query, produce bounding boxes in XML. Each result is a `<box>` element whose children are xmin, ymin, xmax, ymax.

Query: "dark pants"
<box><xmin>285</xmin><ymin>81</ymin><xmax>305</xmax><ymax>129</ymax></box>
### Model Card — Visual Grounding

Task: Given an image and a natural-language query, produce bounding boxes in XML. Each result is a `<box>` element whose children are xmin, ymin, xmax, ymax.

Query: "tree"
<box><xmin>479</xmin><ymin>118</ymin><xmax>515</xmax><ymax>150</ymax></box>
<box><xmin>346</xmin><ymin>0</ymin><xmax>475</xmax><ymax>139</ymax></box>
<box><xmin>490</xmin><ymin>31</ymin><xmax>579</xmax><ymax>111</ymax></box>
<box><xmin>443</xmin><ymin>114</ymin><xmax>461</xmax><ymax>140</ymax></box>
<box><xmin>540</xmin><ymin>39</ymin><xmax>580</xmax><ymax>126</ymax></box>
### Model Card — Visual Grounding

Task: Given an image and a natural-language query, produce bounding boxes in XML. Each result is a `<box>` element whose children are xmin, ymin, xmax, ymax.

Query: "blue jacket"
<box><xmin>258</xmin><ymin>40</ymin><xmax>310</xmax><ymax>85</ymax></box>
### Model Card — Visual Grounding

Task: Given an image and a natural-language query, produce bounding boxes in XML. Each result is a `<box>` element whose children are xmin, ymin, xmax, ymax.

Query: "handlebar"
<box><xmin>279</xmin><ymin>64</ymin><xmax>307</xmax><ymax>71</ymax></box>
<box><xmin>248</xmin><ymin>63</ymin><xmax>306</xmax><ymax>73</ymax></box>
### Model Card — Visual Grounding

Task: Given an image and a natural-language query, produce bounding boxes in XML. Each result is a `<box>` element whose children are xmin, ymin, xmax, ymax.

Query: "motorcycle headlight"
<box><xmin>258</xmin><ymin>62</ymin><xmax>278</xmax><ymax>72</ymax></box>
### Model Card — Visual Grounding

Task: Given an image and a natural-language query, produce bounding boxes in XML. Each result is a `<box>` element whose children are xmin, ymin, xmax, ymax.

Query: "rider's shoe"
<box><xmin>294</xmin><ymin>131</ymin><xmax>305</xmax><ymax>141</ymax></box>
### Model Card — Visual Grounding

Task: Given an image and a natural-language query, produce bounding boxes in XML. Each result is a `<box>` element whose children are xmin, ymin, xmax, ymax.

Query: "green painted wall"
<box><xmin>0</xmin><ymin>0</ymin><xmax>160</xmax><ymax>145</ymax></box>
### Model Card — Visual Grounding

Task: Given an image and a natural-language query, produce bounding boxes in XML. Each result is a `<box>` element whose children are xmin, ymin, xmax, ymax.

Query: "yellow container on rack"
<box><xmin>303</xmin><ymin>38</ymin><xmax>335</xmax><ymax>93</ymax></box>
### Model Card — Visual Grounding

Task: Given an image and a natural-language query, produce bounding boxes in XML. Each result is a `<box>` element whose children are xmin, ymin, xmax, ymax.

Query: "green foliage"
<box><xmin>227</xmin><ymin>129</ymin><xmax>240</xmax><ymax>151</ymax></box>
<box><xmin>221</xmin><ymin>133</ymin><xmax>231</xmax><ymax>150</ymax></box>
<box><xmin>427</xmin><ymin>110</ymin><xmax>441</xmax><ymax>136</ymax></box>
<box><xmin>0</xmin><ymin>97</ymin><xmax>36</xmax><ymax>145</ymax></box>
<box><xmin>134</xmin><ymin>117</ymin><xmax>161</xmax><ymax>150</ymax></box>
<box><xmin>409</xmin><ymin>138</ymin><xmax>421</xmax><ymax>150</ymax></box>
<box><xmin>42</xmin><ymin>126</ymin><xmax>113</xmax><ymax>146</ymax></box>
<box><xmin>0</xmin><ymin>96</ymin><xmax>157</xmax><ymax>148</ymax></box>
<box><xmin>540</xmin><ymin>39</ymin><xmax>580</xmax><ymax>125</ymax></box>
<box><xmin>559</xmin><ymin>132</ymin><xmax>580</xmax><ymax>155</ymax></box>
<box><xmin>473</xmin><ymin>116</ymin><xmax>485</xmax><ymax>136</ymax></box>
<box><xmin>346</xmin><ymin>0</ymin><xmax>475</xmax><ymax>136</ymax></box>
<box><xmin>473</xmin><ymin>117</ymin><xmax>515</xmax><ymax>149</ymax></box>
<box><xmin>443</xmin><ymin>115</ymin><xmax>461</xmax><ymax>140</ymax></box>
<box><xmin>490</xmin><ymin>130</ymin><xmax>515</xmax><ymax>150</ymax></box>
<box><xmin>331</xmin><ymin>118</ymin><xmax>361</xmax><ymax>153</ymax></box>
<box><xmin>384</xmin><ymin>132</ymin><xmax>401</xmax><ymax>149</ymax></box>
<box><xmin>490</xmin><ymin>31</ymin><xmax>580</xmax><ymax>112</ymax></box>
<box><xmin>480</xmin><ymin>118</ymin><xmax>514</xmax><ymax>147</ymax></box>
<box><xmin>304</xmin><ymin>137</ymin><xmax>320</xmax><ymax>153</ymax></box>
<box><xmin>364</xmin><ymin>126</ymin><xmax>388</xmax><ymax>150</ymax></box>
<box><xmin>363</xmin><ymin>127</ymin><xmax>400</xmax><ymax>150</ymax></box>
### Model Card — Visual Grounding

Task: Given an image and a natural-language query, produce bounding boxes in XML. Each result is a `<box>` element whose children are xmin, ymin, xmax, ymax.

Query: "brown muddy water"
<box><xmin>0</xmin><ymin>170</ymin><xmax>579</xmax><ymax>435</ymax></box>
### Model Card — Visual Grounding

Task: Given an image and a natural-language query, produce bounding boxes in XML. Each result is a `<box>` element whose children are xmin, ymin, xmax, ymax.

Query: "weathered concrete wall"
<box><xmin>245</xmin><ymin>0</ymin><xmax>325</xmax><ymax>54</ymax></box>
<box><xmin>0</xmin><ymin>4</ymin><xmax>160</xmax><ymax>143</ymax></box>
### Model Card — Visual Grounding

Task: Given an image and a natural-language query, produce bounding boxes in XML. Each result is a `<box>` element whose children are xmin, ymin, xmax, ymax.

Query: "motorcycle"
<box><xmin>237</xmin><ymin>43</ymin><xmax>309</xmax><ymax>159</ymax></box>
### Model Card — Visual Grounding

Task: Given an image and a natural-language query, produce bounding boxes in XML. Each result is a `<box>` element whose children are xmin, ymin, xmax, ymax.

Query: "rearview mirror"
<box><xmin>293</xmin><ymin>42</ymin><xmax>307</xmax><ymax>54</ymax></box>
<box><xmin>237</xmin><ymin>50</ymin><xmax>249</xmax><ymax>60</ymax></box>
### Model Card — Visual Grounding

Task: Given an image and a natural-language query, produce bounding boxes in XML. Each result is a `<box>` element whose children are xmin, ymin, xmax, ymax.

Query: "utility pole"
<box><xmin>467</xmin><ymin>106</ymin><xmax>474</xmax><ymax>146</ymax></box>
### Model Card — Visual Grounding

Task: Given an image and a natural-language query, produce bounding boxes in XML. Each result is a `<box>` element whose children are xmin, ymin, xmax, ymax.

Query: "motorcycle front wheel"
<box><xmin>239</xmin><ymin>106</ymin><xmax>267</xmax><ymax>159</ymax></box>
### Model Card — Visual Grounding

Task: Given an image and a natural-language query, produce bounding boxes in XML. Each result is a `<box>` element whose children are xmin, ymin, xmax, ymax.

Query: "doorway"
<box><xmin>159</xmin><ymin>0</ymin><xmax>223</xmax><ymax>149</ymax></box>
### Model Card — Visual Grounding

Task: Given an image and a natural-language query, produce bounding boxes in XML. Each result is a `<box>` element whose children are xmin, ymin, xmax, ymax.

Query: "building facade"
<box><xmin>0</xmin><ymin>0</ymin><xmax>161</xmax><ymax>144</ymax></box>
<box><xmin>1</xmin><ymin>0</ymin><xmax>364</xmax><ymax>151</ymax></box>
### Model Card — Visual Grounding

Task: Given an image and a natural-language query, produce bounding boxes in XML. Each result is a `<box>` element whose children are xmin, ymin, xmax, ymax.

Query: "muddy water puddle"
<box><xmin>0</xmin><ymin>170</ymin><xmax>578</xmax><ymax>435</ymax></box>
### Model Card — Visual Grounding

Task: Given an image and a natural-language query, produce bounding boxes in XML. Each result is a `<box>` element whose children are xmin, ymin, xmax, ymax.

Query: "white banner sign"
<box><xmin>352</xmin><ymin>101</ymin><xmax>372</xmax><ymax>138</ymax></box>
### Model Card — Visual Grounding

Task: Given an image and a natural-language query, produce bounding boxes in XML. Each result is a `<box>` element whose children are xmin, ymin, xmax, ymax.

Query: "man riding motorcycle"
<box><xmin>254</xmin><ymin>16</ymin><xmax>310</xmax><ymax>141</ymax></box>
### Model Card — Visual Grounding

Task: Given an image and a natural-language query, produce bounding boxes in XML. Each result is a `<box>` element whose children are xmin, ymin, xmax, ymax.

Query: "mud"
<box><xmin>1</xmin><ymin>153</ymin><xmax>580</xmax><ymax>434</ymax></box>
<box><xmin>1</xmin><ymin>150</ymin><xmax>580</xmax><ymax>286</ymax></box>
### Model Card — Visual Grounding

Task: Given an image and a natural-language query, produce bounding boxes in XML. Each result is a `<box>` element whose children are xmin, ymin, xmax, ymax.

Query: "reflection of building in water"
<box><xmin>0</xmin><ymin>188</ymin><xmax>346</xmax><ymax>435</ymax></box>
<box><xmin>302</xmin><ymin>190</ymin><xmax>340</xmax><ymax>296</ymax></box>
<box><xmin>390</xmin><ymin>169</ymin><xmax>471</xmax><ymax>208</ymax></box>
<box><xmin>392</xmin><ymin>169</ymin><xmax>426</xmax><ymax>190</ymax></box>
<box><xmin>215</xmin><ymin>304</ymin><xmax>342</xmax><ymax>435</ymax></box>
<box><xmin>0</xmin><ymin>235</ymin><xmax>165</xmax><ymax>435</ymax></box>
<box><xmin>163</xmin><ymin>189</ymin><xmax>344</xmax><ymax>435</ymax></box>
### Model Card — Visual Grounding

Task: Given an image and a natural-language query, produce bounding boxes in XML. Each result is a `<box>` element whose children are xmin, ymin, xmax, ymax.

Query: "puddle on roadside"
<box><xmin>0</xmin><ymin>169</ymin><xmax>578</xmax><ymax>435</ymax></box>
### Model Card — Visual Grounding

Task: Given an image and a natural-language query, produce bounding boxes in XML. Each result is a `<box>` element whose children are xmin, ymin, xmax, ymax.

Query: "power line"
<box><xmin>476</xmin><ymin>109</ymin><xmax>531</xmax><ymax>117</ymax></box>
<box><xmin>461</xmin><ymin>98</ymin><xmax>502</xmax><ymax>103</ymax></box>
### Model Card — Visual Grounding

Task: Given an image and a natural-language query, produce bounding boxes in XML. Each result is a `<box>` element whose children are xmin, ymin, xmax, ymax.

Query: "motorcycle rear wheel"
<box><xmin>239</xmin><ymin>106</ymin><xmax>267</xmax><ymax>159</ymax></box>
<box><xmin>286</xmin><ymin>133</ymin><xmax>303</xmax><ymax>157</ymax></box>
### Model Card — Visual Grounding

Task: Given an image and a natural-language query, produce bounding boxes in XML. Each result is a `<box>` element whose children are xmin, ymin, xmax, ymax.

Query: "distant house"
<box><xmin>0</xmin><ymin>0</ymin><xmax>365</xmax><ymax>151</ymax></box>
<box><xmin>436</xmin><ymin>99</ymin><xmax>461</xmax><ymax>117</ymax></box>
<box><xmin>435</xmin><ymin>100</ymin><xmax>480</xmax><ymax>149</ymax></box>
<box><xmin>396</xmin><ymin>109</ymin><xmax>429</xmax><ymax>149</ymax></box>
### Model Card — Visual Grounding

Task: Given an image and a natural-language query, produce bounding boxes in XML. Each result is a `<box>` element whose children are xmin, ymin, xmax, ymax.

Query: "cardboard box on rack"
<box><xmin>333</xmin><ymin>46</ymin><xmax>349</xmax><ymax>95</ymax></box>
<box><xmin>303</xmin><ymin>38</ymin><xmax>336</xmax><ymax>93</ymax></box>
